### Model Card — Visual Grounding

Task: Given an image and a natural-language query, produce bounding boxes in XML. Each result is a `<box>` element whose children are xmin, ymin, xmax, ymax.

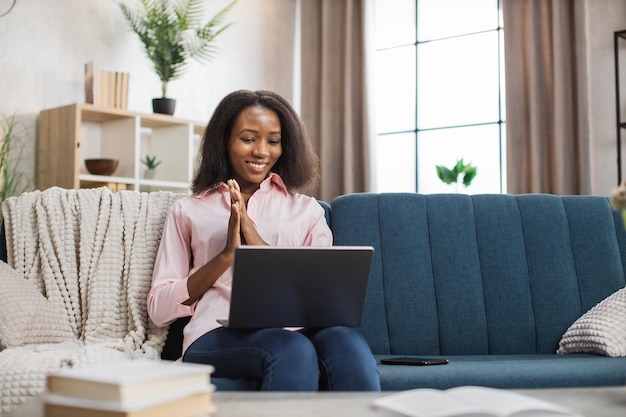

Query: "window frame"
<box><xmin>373</xmin><ymin>0</ymin><xmax>506</xmax><ymax>194</ymax></box>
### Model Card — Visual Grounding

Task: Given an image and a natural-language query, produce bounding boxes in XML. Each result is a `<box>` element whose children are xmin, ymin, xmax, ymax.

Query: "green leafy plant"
<box><xmin>436</xmin><ymin>158</ymin><xmax>478</xmax><ymax>188</ymax></box>
<box><xmin>119</xmin><ymin>0</ymin><xmax>237</xmax><ymax>97</ymax></box>
<box><xmin>141</xmin><ymin>154</ymin><xmax>162</xmax><ymax>170</ymax></box>
<box><xmin>0</xmin><ymin>114</ymin><xmax>31</xmax><ymax>206</ymax></box>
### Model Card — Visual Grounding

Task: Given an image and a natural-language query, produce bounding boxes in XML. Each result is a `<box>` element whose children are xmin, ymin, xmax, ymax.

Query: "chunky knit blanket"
<box><xmin>0</xmin><ymin>187</ymin><xmax>183</xmax><ymax>416</ymax></box>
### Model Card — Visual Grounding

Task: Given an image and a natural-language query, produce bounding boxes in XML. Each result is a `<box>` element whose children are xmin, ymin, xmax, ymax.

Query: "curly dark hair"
<box><xmin>191</xmin><ymin>90</ymin><xmax>320</xmax><ymax>194</ymax></box>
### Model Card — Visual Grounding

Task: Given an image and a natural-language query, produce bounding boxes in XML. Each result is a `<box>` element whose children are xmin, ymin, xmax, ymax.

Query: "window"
<box><xmin>373</xmin><ymin>0</ymin><xmax>505</xmax><ymax>194</ymax></box>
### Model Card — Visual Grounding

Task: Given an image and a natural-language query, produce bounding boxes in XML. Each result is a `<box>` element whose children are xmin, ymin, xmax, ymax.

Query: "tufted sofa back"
<box><xmin>330</xmin><ymin>193</ymin><xmax>626</xmax><ymax>356</ymax></box>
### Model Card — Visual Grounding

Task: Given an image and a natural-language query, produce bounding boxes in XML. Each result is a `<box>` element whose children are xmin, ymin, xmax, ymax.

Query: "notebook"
<box><xmin>218</xmin><ymin>246</ymin><xmax>374</xmax><ymax>329</ymax></box>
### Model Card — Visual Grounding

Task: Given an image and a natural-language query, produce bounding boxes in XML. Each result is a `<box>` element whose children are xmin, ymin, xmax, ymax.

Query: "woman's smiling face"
<box><xmin>228</xmin><ymin>105</ymin><xmax>283</xmax><ymax>193</ymax></box>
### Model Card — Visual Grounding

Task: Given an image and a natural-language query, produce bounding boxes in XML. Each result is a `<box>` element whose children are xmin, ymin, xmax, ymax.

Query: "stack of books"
<box><xmin>44</xmin><ymin>360</ymin><xmax>215</xmax><ymax>417</ymax></box>
<box><xmin>85</xmin><ymin>61</ymin><xmax>129</xmax><ymax>110</ymax></box>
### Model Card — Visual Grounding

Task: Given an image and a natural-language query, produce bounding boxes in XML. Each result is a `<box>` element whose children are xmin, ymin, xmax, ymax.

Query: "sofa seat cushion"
<box><xmin>212</xmin><ymin>377</ymin><xmax>261</xmax><ymax>391</ymax></box>
<box><xmin>376</xmin><ymin>354</ymin><xmax>626</xmax><ymax>391</ymax></box>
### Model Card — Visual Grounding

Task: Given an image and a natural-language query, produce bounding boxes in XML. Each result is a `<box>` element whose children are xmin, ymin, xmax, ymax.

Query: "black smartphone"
<box><xmin>380</xmin><ymin>357</ymin><xmax>449</xmax><ymax>366</ymax></box>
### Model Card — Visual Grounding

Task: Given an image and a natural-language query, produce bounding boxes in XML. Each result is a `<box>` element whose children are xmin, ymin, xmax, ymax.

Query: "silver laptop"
<box><xmin>218</xmin><ymin>246</ymin><xmax>374</xmax><ymax>329</ymax></box>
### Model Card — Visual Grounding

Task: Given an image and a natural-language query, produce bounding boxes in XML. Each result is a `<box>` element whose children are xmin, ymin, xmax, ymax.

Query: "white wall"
<box><xmin>0</xmin><ymin>0</ymin><xmax>296</xmax><ymax>118</ymax></box>
<box><xmin>0</xmin><ymin>0</ymin><xmax>624</xmax><ymax>196</ymax></box>
<box><xmin>0</xmin><ymin>0</ymin><xmax>296</xmax><ymax>192</ymax></box>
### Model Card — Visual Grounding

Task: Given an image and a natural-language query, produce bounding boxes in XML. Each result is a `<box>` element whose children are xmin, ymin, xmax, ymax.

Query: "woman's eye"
<box><xmin>241</xmin><ymin>137</ymin><xmax>254</xmax><ymax>143</ymax></box>
<box><xmin>269</xmin><ymin>138</ymin><xmax>282</xmax><ymax>145</ymax></box>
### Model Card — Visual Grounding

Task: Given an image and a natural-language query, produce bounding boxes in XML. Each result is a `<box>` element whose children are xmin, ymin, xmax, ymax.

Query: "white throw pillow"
<box><xmin>0</xmin><ymin>261</ymin><xmax>75</xmax><ymax>349</ymax></box>
<box><xmin>557</xmin><ymin>287</ymin><xmax>626</xmax><ymax>357</ymax></box>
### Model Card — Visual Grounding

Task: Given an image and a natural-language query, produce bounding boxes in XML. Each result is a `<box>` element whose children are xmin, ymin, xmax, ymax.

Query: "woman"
<box><xmin>147</xmin><ymin>90</ymin><xmax>380</xmax><ymax>391</ymax></box>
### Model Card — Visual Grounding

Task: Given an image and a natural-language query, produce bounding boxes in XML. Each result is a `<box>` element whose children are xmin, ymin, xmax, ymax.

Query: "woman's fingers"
<box><xmin>226</xmin><ymin>200</ymin><xmax>241</xmax><ymax>250</ymax></box>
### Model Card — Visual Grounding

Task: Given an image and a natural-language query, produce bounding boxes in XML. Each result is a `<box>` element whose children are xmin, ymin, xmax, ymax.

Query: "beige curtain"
<box><xmin>300</xmin><ymin>0</ymin><xmax>370</xmax><ymax>202</ymax></box>
<box><xmin>503</xmin><ymin>0</ymin><xmax>591</xmax><ymax>195</ymax></box>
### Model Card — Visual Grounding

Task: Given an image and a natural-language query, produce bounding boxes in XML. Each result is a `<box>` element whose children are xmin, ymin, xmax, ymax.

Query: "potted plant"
<box><xmin>436</xmin><ymin>158</ymin><xmax>477</xmax><ymax>192</ymax></box>
<box><xmin>141</xmin><ymin>154</ymin><xmax>162</xmax><ymax>179</ymax></box>
<box><xmin>119</xmin><ymin>0</ymin><xmax>237</xmax><ymax>115</ymax></box>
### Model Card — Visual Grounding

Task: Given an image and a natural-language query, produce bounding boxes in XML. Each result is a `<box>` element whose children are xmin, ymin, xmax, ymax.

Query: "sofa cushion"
<box><xmin>376</xmin><ymin>354</ymin><xmax>626</xmax><ymax>390</ymax></box>
<box><xmin>0</xmin><ymin>261</ymin><xmax>75</xmax><ymax>349</ymax></box>
<box><xmin>557</xmin><ymin>287</ymin><xmax>626</xmax><ymax>357</ymax></box>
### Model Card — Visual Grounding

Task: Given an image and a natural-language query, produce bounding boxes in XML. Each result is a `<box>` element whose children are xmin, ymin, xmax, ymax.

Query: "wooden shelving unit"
<box><xmin>37</xmin><ymin>103</ymin><xmax>206</xmax><ymax>193</ymax></box>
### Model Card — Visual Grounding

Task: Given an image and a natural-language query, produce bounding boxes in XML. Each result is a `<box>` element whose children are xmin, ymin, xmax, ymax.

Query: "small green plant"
<box><xmin>141</xmin><ymin>154</ymin><xmax>162</xmax><ymax>170</ymax></box>
<box><xmin>436</xmin><ymin>158</ymin><xmax>477</xmax><ymax>188</ymax></box>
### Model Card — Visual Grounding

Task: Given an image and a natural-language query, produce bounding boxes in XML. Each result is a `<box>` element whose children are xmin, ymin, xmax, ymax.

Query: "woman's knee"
<box><xmin>306</xmin><ymin>326</ymin><xmax>380</xmax><ymax>391</ymax></box>
<box><xmin>261</xmin><ymin>329</ymin><xmax>318</xmax><ymax>366</ymax></box>
<box><xmin>308</xmin><ymin>326</ymin><xmax>370</xmax><ymax>351</ymax></box>
<box><xmin>256</xmin><ymin>329</ymin><xmax>319</xmax><ymax>390</ymax></box>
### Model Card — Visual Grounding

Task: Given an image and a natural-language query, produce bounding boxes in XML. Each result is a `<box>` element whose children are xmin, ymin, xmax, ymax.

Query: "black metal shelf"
<box><xmin>614</xmin><ymin>30</ymin><xmax>626</xmax><ymax>184</ymax></box>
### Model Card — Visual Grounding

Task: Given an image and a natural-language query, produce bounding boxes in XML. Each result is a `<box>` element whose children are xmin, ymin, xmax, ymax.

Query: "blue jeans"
<box><xmin>183</xmin><ymin>326</ymin><xmax>380</xmax><ymax>391</ymax></box>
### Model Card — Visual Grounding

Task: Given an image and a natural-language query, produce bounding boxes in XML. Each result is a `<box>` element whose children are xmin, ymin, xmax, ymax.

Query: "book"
<box><xmin>373</xmin><ymin>386</ymin><xmax>581</xmax><ymax>417</ymax></box>
<box><xmin>120</xmin><ymin>71</ymin><xmax>129</xmax><ymax>110</ymax></box>
<box><xmin>46</xmin><ymin>359</ymin><xmax>214</xmax><ymax>404</ymax></box>
<box><xmin>84</xmin><ymin>61</ymin><xmax>129</xmax><ymax>109</ymax></box>
<box><xmin>44</xmin><ymin>389</ymin><xmax>214</xmax><ymax>417</ymax></box>
<box><xmin>85</xmin><ymin>61</ymin><xmax>96</xmax><ymax>105</ymax></box>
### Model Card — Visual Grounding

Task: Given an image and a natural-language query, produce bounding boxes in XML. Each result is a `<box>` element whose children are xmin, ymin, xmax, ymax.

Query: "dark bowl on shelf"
<box><xmin>84</xmin><ymin>158</ymin><xmax>119</xmax><ymax>176</ymax></box>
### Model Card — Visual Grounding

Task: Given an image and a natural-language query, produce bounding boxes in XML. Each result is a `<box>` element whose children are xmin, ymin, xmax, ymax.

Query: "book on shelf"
<box><xmin>84</xmin><ymin>61</ymin><xmax>129</xmax><ymax>110</ymax></box>
<box><xmin>373</xmin><ymin>386</ymin><xmax>581</xmax><ymax>417</ymax></box>
<box><xmin>45</xmin><ymin>359</ymin><xmax>214</xmax><ymax>404</ymax></box>
<box><xmin>44</xmin><ymin>389</ymin><xmax>214</xmax><ymax>417</ymax></box>
<box><xmin>85</xmin><ymin>61</ymin><xmax>96</xmax><ymax>105</ymax></box>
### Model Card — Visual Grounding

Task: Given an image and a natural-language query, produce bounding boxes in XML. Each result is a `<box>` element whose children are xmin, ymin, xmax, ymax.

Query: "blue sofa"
<box><xmin>2</xmin><ymin>190</ymin><xmax>624</xmax><ymax>396</ymax></box>
<box><xmin>185</xmin><ymin>192</ymin><xmax>626</xmax><ymax>391</ymax></box>
<box><xmin>330</xmin><ymin>193</ymin><xmax>626</xmax><ymax>390</ymax></box>
<box><xmin>1</xmin><ymin>190</ymin><xmax>624</xmax><ymax>410</ymax></box>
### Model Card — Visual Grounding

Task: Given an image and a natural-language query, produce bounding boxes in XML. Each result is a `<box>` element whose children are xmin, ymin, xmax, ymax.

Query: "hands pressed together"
<box><xmin>226</xmin><ymin>178</ymin><xmax>267</xmax><ymax>251</ymax></box>
<box><xmin>183</xmin><ymin>179</ymin><xmax>267</xmax><ymax>305</ymax></box>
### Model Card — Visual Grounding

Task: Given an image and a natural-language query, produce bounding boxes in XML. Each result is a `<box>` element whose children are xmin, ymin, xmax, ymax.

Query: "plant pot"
<box><xmin>152</xmin><ymin>97</ymin><xmax>176</xmax><ymax>115</ymax></box>
<box><xmin>144</xmin><ymin>169</ymin><xmax>156</xmax><ymax>180</ymax></box>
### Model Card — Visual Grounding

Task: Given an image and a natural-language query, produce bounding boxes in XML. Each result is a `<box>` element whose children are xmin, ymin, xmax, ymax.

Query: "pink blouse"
<box><xmin>147</xmin><ymin>173</ymin><xmax>333</xmax><ymax>356</ymax></box>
